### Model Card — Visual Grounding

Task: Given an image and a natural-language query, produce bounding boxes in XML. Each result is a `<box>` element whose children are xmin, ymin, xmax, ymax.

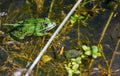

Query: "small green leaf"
<box><xmin>92</xmin><ymin>54</ymin><xmax>98</xmax><ymax>59</ymax></box>
<box><xmin>68</xmin><ymin>69</ymin><xmax>73</xmax><ymax>76</ymax></box>
<box><xmin>74</xmin><ymin>70</ymin><xmax>80</xmax><ymax>74</ymax></box>
<box><xmin>76</xmin><ymin>57</ymin><xmax>82</xmax><ymax>64</ymax></box>
<box><xmin>81</xmin><ymin>55</ymin><xmax>86</xmax><ymax>58</ymax></box>
<box><xmin>72</xmin><ymin>64</ymin><xmax>79</xmax><ymax>71</ymax></box>
<box><xmin>41</xmin><ymin>55</ymin><xmax>52</xmax><ymax>63</ymax></box>
<box><xmin>72</xmin><ymin>62</ymin><xmax>77</xmax><ymax>65</ymax></box>
<box><xmin>70</xmin><ymin>16</ymin><xmax>78</xmax><ymax>24</ymax></box>
<box><xmin>85</xmin><ymin>51</ymin><xmax>92</xmax><ymax>56</ymax></box>
<box><xmin>97</xmin><ymin>53</ymin><xmax>102</xmax><ymax>57</ymax></box>
<box><xmin>79</xmin><ymin>15</ymin><xmax>85</xmax><ymax>19</ymax></box>
<box><xmin>82</xmin><ymin>45</ymin><xmax>90</xmax><ymax>51</ymax></box>
<box><xmin>91</xmin><ymin>46</ymin><xmax>99</xmax><ymax>53</ymax></box>
<box><xmin>68</xmin><ymin>63</ymin><xmax>72</xmax><ymax>67</ymax></box>
<box><xmin>71</xmin><ymin>58</ymin><xmax>76</xmax><ymax>62</ymax></box>
<box><xmin>65</xmin><ymin>66</ymin><xmax>71</xmax><ymax>71</ymax></box>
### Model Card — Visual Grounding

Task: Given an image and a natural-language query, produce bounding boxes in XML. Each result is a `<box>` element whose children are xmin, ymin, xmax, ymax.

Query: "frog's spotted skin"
<box><xmin>9</xmin><ymin>18</ymin><xmax>56</xmax><ymax>39</ymax></box>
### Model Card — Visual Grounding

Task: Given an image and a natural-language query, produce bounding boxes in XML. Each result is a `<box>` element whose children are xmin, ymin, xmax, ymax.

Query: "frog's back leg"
<box><xmin>10</xmin><ymin>31</ymin><xmax>26</xmax><ymax>40</ymax></box>
<box><xmin>12</xmin><ymin>21</ymin><xmax>24</xmax><ymax>27</ymax></box>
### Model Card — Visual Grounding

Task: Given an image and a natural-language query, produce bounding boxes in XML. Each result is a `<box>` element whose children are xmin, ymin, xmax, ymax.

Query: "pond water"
<box><xmin>0</xmin><ymin>0</ymin><xmax>120</xmax><ymax>76</ymax></box>
<box><xmin>88</xmin><ymin>6</ymin><xmax>120</xmax><ymax>76</ymax></box>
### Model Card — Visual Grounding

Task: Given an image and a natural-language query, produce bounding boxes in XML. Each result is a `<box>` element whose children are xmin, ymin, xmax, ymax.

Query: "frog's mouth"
<box><xmin>45</xmin><ymin>23</ymin><xmax>56</xmax><ymax>31</ymax></box>
<box><xmin>41</xmin><ymin>23</ymin><xmax>56</xmax><ymax>32</ymax></box>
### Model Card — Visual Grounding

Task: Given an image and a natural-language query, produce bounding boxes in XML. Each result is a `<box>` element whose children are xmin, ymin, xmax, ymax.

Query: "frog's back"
<box><xmin>9</xmin><ymin>18</ymin><xmax>55</xmax><ymax>40</ymax></box>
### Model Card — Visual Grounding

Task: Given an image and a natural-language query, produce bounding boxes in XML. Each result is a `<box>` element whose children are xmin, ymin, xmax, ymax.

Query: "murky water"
<box><xmin>88</xmin><ymin>6</ymin><xmax>120</xmax><ymax>76</ymax></box>
<box><xmin>0</xmin><ymin>0</ymin><xmax>120</xmax><ymax>76</ymax></box>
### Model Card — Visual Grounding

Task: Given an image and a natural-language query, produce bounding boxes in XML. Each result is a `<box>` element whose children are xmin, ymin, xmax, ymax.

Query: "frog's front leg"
<box><xmin>19</xmin><ymin>35</ymin><xmax>26</xmax><ymax>39</ymax></box>
<box><xmin>34</xmin><ymin>32</ymin><xmax>51</xmax><ymax>36</ymax></box>
<box><xmin>17</xmin><ymin>33</ymin><xmax>26</xmax><ymax>39</ymax></box>
<box><xmin>34</xmin><ymin>32</ymin><xmax>46</xmax><ymax>36</ymax></box>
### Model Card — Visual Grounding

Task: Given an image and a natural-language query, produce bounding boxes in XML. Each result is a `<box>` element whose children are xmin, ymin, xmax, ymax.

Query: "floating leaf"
<box><xmin>71</xmin><ymin>57</ymin><xmax>81</xmax><ymax>64</ymax></box>
<box><xmin>92</xmin><ymin>52</ymin><xmax>102</xmax><ymax>59</ymax></box>
<box><xmin>74</xmin><ymin>70</ymin><xmax>80</xmax><ymax>74</ymax></box>
<box><xmin>71</xmin><ymin>59</ymin><xmax>76</xmax><ymax>62</ymax></box>
<box><xmin>68</xmin><ymin>63</ymin><xmax>72</xmax><ymax>67</ymax></box>
<box><xmin>76</xmin><ymin>57</ymin><xmax>82</xmax><ymax>64</ymax></box>
<box><xmin>41</xmin><ymin>55</ymin><xmax>52</xmax><ymax>63</ymax></box>
<box><xmin>70</xmin><ymin>15</ymin><xmax>78</xmax><ymax>24</ymax></box>
<box><xmin>68</xmin><ymin>69</ymin><xmax>73</xmax><ymax>76</ymax></box>
<box><xmin>72</xmin><ymin>64</ymin><xmax>79</xmax><ymax>71</ymax></box>
<box><xmin>85</xmin><ymin>50</ymin><xmax>91</xmax><ymax>56</ymax></box>
<box><xmin>82</xmin><ymin>45</ymin><xmax>90</xmax><ymax>51</ymax></box>
<box><xmin>81</xmin><ymin>54</ymin><xmax>86</xmax><ymax>58</ymax></box>
<box><xmin>92</xmin><ymin>54</ymin><xmax>98</xmax><ymax>59</ymax></box>
<box><xmin>72</xmin><ymin>61</ymin><xmax>77</xmax><ymax>65</ymax></box>
<box><xmin>91</xmin><ymin>46</ymin><xmax>99</xmax><ymax>53</ymax></box>
<box><xmin>79</xmin><ymin>15</ymin><xmax>85</xmax><ymax>19</ymax></box>
<box><xmin>97</xmin><ymin>53</ymin><xmax>102</xmax><ymax>57</ymax></box>
<box><xmin>65</xmin><ymin>49</ymin><xmax>80</xmax><ymax>59</ymax></box>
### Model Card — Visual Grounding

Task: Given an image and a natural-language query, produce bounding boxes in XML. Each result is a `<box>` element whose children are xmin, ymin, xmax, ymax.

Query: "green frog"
<box><xmin>9</xmin><ymin>18</ymin><xmax>56</xmax><ymax>39</ymax></box>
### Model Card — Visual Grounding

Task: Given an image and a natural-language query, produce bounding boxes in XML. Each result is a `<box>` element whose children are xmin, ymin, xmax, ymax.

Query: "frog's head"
<box><xmin>41</xmin><ymin>18</ymin><xmax>56</xmax><ymax>31</ymax></box>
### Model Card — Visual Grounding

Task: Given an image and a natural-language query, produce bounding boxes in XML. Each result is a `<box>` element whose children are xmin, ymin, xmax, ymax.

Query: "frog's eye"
<box><xmin>44</xmin><ymin>22</ymin><xmax>48</xmax><ymax>26</ymax></box>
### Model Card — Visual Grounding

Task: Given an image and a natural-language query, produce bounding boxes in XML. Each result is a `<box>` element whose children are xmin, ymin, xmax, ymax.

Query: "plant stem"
<box><xmin>48</xmin><ymin>0</ymin><xmax>55</xmax><ymax>18</ymax></box>
<box><xmin>98</xmin><ymin>4</ymin><xmax>118</xmax><ymax>44</ymax></box>
<box><xmin>98</xmin><ymin>4</ymin><xmax>118</xmax><ymax>68</ymax></box>
<box><xmin>77</xmin><ymin>20</ymin><xmax>82</xmax><ymax>46</ymax></box>
<box><xmin>108</xmin><ymin>38</ymin><xmax>120</xmax><ymax>76</ymax></box>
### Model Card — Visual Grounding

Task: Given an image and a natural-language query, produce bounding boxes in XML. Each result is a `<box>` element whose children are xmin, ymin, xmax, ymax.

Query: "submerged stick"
<box><xmin>25</xmin><ymin>0</ymin><xmax>83</xmax><ymax>76</ymax></box>
<box><xmin>98</xmin><ymin>4</ymin><xmax>119</xmax><ymax>76</ymax></box>
<box><xmin>48</xmin><ymin>0</ymin><xmax>55</xmax><ymax>18</ymax></box>
<box><xmin>98</xmin><ymin>4</ymin><xmax>118</xmax><ymax>44</ymax></box>
<box><xmin>108</xmin><ymin>38</ymin><xmax>120</xmax><ymax>76</ymax></box>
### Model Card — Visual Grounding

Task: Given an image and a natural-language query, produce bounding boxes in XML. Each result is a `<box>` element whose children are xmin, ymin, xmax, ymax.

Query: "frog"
<box><xmin>9</xmin><ymin>18</ymin><xmax>56</xmax><ymax>40</ymax></box>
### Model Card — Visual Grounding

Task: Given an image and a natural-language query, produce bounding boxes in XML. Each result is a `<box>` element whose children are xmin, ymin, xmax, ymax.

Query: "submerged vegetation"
<box><xmin>0</xmin><ymin>0</ymin><xmax>120</xmax><ymax>76</ymax></box>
